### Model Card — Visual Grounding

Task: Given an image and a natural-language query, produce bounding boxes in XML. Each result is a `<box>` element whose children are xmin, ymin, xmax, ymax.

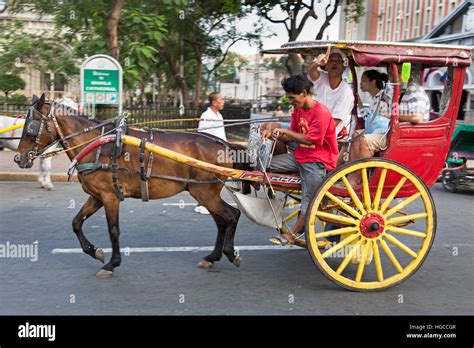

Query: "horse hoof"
<box><xmin>95</xmin><ymin>248</ymin><xmax>105</xmax><ymax>263</ymax></box>
<box><xmin>198</xmin><ymin>260</ymin><xmax>213</xmax><ymax>269</ymax></box>
<box><xmin>233</xmin><ymin>256</ymin><xmax>243</xmax><ymax>268</ymax></box>
<box><xmin>96</xmin><ymin>269</ymin><xmax>113</xmax><ymax>279</ymax></box>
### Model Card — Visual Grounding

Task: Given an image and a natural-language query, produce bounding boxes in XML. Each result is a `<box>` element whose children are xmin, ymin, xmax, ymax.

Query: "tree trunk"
<box><xmin>159</xmin><ymin>46</ymin><xmax>190</xmax><ymax>114</ymax></box>
<box><xmin>286</xmin><ymin>53</ymin><xmax>302</xmax><ymax>75</ymax></box>
<box><xmin>106</xmin><ymin>0</ymin><xmax>124</xmax><ymax>60</ymax></box>
<box><xmin>194</xmin><ymin>58</ymin><xmax>203</xmax><ymax>112</ymax></box>
<box><xmin>140</xmin><ymin>80</ymin><xmax>146</xmax><ymax>106</ymax></box>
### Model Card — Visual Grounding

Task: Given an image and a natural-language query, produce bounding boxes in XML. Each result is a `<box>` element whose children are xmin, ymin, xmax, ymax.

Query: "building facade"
<box><xmin>343</xmin><ymin>0</ymin><xmax>464</xmax><ymax>42</ymax></box>
<box><xmin>220</xmin><ymin>55</ymin><xmax>285</xmax><ymax>101</ymax></box>
<box><xmin>0</xmin><ymin>7</ymin><xmax>79</xmax><ymax>100</ymax></box>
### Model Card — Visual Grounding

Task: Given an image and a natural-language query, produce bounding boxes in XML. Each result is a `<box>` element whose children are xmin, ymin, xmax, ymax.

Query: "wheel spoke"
<box><xmin>372</xmin><ymin>240</ymin><xmax>384</xmax><ymax>281</ymax></box>
<box><xmin>316</xmin><ymin>211</ymin><xmax>358</xmax><ymax>226</ymax></box>
<box><xmin>336</xmin><ymin>240</ymin><xmax>361</xmax><ymax>275</ymax></box>
<box><xmin>325</xmin><ymin>192</ymin><xmax>362</xmax><ymax>219</ymax></box>
<box><xmin>355</xmin><ymin>241</ymin><xmax>371</xmax><ymax>282</ymax></box>
<box><xmin>387</xmin><ymin>212</ymin><xmax>428</xmax><ymax>225</ymax></box>
<box><xmin>315</xmin><ymin>226</ymin><xmax>359</xmax><ymax>239</ymax></box>
<box><xmin>341</xmin><ymin>175</ymin><xmax>366</xmax><ymax>215</ymax></box>
<box><xmin>380</xmin><ymin>238</ymin><xmax>403</xmax><ymax>273</ymax></box>
<box><xmin>379</xmin><ymin>177</ymin><xmax>407</xmax><ymax>214</ymax></box>
<box><xmin>321</xmin><ymin>233</ymin><xmax>359</xmax><ymax>259</ymax></box>
<box><xmin>386</xmin><ymin>226</ymin><xmax>427</xmax><ymax>238</ymax></box>
<box><xmin>372</xmin><ymin>168</ymin><xmax>387</xmax><ymax>212</ymax></box>
<box><xmin>361</xmin><ymin>168</ymin><xmax>372</xmax><ymax>212</ymax></box>
<box><xmin>384</xmin><ymin>193</ymin><xmax>421</xmax><ymax>218</ymax></box>
<box><xmin>384</xmin><ymin>234</ymin><xmax>418</xmax><ymax>258</ymax></box>
<box><xmin>283</xmin><ymin>209</ymin><xmax>300</xmax><ymax>223</ymax></box>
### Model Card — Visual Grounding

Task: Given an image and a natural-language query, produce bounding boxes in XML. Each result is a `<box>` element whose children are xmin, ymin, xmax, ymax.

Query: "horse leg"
<box><xmin>72</xmin><ymin>195</ymin><xmax>105</xmax><ymax>262</ymax></box>
<box><xmin>97</xmin><ymin>195</ymin><xmax>122</xmax><ymax>278</ymax></box>
<box><xmin>221</xmin><ymin>204</ymin><xmax>242</xmax><ymax>267</ymax></box>
<box><xmin>38</xmin><ymin>158</ymin><xmax>45</xmax><ymax>188</ymax></box>
<box><xmin>190</xmin><ymin>185</ymin><xmax>241</xmax><ymax>268</ymax></box>
<box><xmin>39</xmin><ymin>157</ymin><xmax>54</xmax><ymax>190</ymax></box>
<box><xmin>196</xmin><ymin>212</ymin><xmax>227</xmax><ymax>269</ymax></box>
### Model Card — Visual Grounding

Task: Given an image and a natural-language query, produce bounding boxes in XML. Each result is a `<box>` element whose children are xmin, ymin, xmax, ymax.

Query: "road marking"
<box><xmin>51</xmin><ymin>242</ymin><xmax>474</xmax><ymax>255</ymax></box>
<box><xmin>162</xmin><ymin>202</ymin><xmax>237</xmax><ymax>206</ymax></box>
<box><xmin>52</xmin><ymin>245</ymin><xmax>296</xmax><ymax>255</ymax></box>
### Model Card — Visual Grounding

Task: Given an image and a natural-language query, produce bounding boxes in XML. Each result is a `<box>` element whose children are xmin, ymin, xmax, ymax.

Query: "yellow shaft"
<box><xmin>0</xmin><ymin>122</ymin><xmax>25</xmax><ymax>134</ymax></box>
<box><xmin>121</xmin><ymin>135</ymin><xmax>263</xmax><ymax>182</ymax></box>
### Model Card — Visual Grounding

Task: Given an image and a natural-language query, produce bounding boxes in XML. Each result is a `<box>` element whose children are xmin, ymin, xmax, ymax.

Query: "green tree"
<box><xmin>0</xmin><ymin>73</ymin><xmax>26</xmax><ymax>98</ymax></box>
<box><xmin>157</xmin><ymin>0</ymin><xmax>259</xmax><ymax>111</ymax></box>
<box><xmin>264</xmin><ymin>56</ymin><xmax>287</xmax><ymax>75</ymax></box>
<box><xmin>215</xmin><ymin>52</ymin><xmax>249</xmax><ymax>83</ymax></box>
<box><xmin>4</xmin><ymin>0</ymin><xmax>168</xmax><ymax>95</ymax></box>
<box><xmin>245</xmin><ymin>0</ymin><xmax>365</xmax><ymax>74</ymax></box>
<box><xmin>0</xmin><ymin>20</ymin><xmax>78</xmax><ymax>92</ymax></box>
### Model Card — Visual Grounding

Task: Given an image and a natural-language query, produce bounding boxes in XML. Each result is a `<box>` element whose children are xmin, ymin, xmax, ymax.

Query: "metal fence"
<box><xmin>0</xmin><ymin>103</ymin><xmax>251</xmax><ymax>141</ymax></box>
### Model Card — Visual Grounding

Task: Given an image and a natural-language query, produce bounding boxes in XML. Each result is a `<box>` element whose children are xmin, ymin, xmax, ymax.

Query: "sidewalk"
<box><xmin>0</xmin><ymin>149</ymin><xmax>78</xmax><ymax>182</ymax></box>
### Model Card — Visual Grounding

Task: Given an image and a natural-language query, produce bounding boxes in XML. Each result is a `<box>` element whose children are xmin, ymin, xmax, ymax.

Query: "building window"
<box><xmin>386</xmin><ymin>0</ymin><xmax>392</xmax><ymax>40</ymax></box>
<box><xmin>377</xmin><ymin>21</ymin><xmax>384</xmax><ymax>40</ymax></box>
<box><xmin>414</xmin><ymin>12</ymin><xmax>420</xmax><ymax>37</ymax></box>
<box><xmin>436</xmin><ymin>0</ymin><xmax>445</xmax><ymax>24</ymax></box>
<box><xmin>403</xmin><ymin>0</ymin><xmax>411</xmax><ymax>40</ymax></box>
<box><xmin>424</xmin><ymin>0</ymin><xmax>432</xmax><ymax>36</ymax></box>
<box><xmin>450</xmin><ymin>0</ymin><xmax>458</xmax><ymax>11</ymax></box>
<box><xmin>394</xmin><ymin>0</ymin><xmax>401</xmax><ymax>40</ymax></box>
<box><xmin>377</xmin><ymin>0</ymin><xmax>385</xmax><ymax>40</ymax></box>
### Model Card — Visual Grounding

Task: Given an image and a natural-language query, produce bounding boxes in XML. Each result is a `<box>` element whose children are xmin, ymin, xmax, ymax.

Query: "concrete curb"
<box><xmin>0</xmin><ymin>172</ymin><xmax>78</xmax><ymax>182</ymax></box>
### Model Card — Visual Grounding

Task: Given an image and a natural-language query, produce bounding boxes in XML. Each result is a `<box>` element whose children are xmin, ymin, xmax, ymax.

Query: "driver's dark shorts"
<box><xmin>268</xmin><ymin>153</ymin><xmax>327</xmax><ymax>215</ymax></box>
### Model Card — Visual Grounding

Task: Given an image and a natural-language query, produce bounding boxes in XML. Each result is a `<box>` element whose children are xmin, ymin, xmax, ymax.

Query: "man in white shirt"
<box><xmin>195</xmin><ymin>92</ymin><xmax>227</xmax><ymax>214</ymax></box>
<box><xmin>197</xmin><ymin>92</ymin><xmax>227</xmax><ymax>141</ymax></box>
<box><xmin>307</xmin><ymin>48</ymin><xmax>354</xmax><ymax>138</ymax></box>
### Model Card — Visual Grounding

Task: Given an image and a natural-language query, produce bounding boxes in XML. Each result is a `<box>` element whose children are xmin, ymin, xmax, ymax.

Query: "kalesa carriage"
<box><xmin>11</xmin><ymin>40</ymin><xmax>472</xmax><ymax>291</ymax></box>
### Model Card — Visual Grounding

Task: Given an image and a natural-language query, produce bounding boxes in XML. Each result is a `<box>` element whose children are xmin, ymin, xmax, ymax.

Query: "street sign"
<box><xmin>80</xmin><ymin>54</ymin><xmax>123</xmax><ymax>115</ymax></box>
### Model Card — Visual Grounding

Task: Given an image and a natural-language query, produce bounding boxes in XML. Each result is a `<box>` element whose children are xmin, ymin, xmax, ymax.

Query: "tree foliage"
<box><xmin>0</xmin><ymin>73</ymin><xmax>26</xmax><ymax>97</ymax></box>
<box><xmin>216</xmin><ymin>52</ymin><xmax>249</xmax><ymax>83</ymax></box>
<box><xmin>244</xmin><ymin>0</ymin><xmax>365</xmax><ymax>74</ymax></box>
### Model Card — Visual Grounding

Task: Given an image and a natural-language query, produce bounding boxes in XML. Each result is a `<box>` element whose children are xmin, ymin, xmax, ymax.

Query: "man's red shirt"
<box><xmin>290</xmin><ymin>101</ymin><xmax>338</xmax><ymax>171</ymax></box>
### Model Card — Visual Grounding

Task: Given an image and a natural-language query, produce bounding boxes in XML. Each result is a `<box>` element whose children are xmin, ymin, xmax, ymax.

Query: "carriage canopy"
<box><xmin>262</xmin><ymin>40</ymin><xmax>472</xmax><ymax>67</ymax></box>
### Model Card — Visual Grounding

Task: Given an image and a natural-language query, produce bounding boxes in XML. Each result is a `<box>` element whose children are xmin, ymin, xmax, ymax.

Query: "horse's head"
<box><xmin>14</xmin><ymin>94</ymin><xmax>60</xmax><ymax>168</ymax></box>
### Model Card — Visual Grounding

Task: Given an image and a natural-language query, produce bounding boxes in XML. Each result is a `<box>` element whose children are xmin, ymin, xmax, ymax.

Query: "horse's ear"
<box><xmin>31</xmin><ymin>95</ymin><xmax>39</xmax><ymax>104</ymax></box>
<box><xmin>36</xmin><ymin>93</ymin><xmax>46</xmax><ymax>110</ymax></box>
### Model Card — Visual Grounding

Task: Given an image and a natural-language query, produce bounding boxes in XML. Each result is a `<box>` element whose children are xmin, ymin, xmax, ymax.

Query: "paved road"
<box><xmin>0</xmin><ymin>181</ymin><xmax>472</xmax><ymax>315</ymax></box>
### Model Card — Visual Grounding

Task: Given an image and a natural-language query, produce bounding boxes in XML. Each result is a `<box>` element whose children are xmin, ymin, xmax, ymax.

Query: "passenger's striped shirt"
<box><xmin>399</xmin><ymin>83</ymin><xmax>431</xmax><ymax>122</ymax></box>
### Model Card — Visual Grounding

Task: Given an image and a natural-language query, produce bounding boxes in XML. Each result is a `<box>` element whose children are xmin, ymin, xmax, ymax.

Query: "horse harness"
<box><xmin>26</xmin><ymin>102</ymin><xmax>235</xmax><ymax>201</ymax></box>
<box><xmin>74</xmin><ymin>120</ymin><xmax>236</xmax><ymax>201</ymax></box>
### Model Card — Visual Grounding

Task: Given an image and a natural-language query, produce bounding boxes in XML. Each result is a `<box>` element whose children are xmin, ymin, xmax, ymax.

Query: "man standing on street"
<box><xmin>195</xmin><ymin>92</ymin><xmax>227</xmax><ymax>214</ymax></box>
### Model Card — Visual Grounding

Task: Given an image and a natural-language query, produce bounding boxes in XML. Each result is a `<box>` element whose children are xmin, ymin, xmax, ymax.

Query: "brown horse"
<box><xmin>15</xmin><ymin>94</ymin><xmax>246</xmax><ymax>278</ymax></box>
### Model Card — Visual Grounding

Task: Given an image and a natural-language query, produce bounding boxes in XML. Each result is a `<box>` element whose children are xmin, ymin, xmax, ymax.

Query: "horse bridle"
<box><xmin>24</xmin><ymin>101</ymin><xmax>119</xmax><ymax>161</ymax></box>
<box><xmin>24</xmin><ymin>101</ymin><xmax>69</xmax><ymax>160</ymax></box>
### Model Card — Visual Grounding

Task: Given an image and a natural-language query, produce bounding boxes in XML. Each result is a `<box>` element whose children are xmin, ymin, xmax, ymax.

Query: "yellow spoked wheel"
<box><xmin>306</xmin><ymin>158</ymin><xmax>436</xmax><ymax>291</ymax></box>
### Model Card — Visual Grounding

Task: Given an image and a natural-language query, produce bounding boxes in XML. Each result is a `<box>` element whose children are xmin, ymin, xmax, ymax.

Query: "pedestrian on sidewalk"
<box><xmin>195</xmin><ymin>92</ymin><xmax>227</xmax><ymax>215</ymax></box>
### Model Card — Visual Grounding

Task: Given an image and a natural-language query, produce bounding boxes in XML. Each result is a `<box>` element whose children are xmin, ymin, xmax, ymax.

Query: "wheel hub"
<box><xmin>360</xmin><ymin>213</ymin><xmax>385</xmax><ymax>238</ymax></box>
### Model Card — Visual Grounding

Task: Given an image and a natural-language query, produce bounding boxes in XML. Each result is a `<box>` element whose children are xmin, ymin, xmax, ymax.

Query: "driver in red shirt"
<box><xmin>263</xmin><ymin>74</ymin><xmax>338</xmax><ymax>245</ymax></box>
